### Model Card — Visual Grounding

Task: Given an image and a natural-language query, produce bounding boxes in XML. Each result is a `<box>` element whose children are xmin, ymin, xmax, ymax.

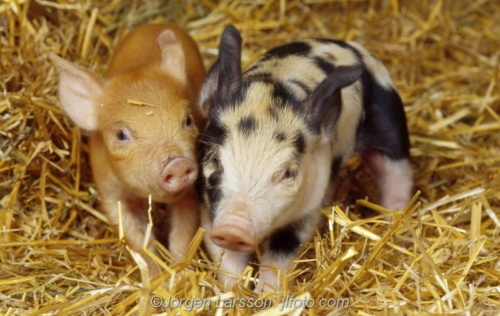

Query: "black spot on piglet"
<box><xmin>261</xmin><ymin>42</ymin><xmax>312</xmax><ymax>62</ymax></box>
<box><xmin>268</xmin><ymin>223</ymin><xmax>302</xmax><ymax>255</ymax></box>
<box><xmin>238</xmin><ymin>116</ymin><xmax>257</xmax><ymax>136</ymax></box>
<box><xmin>313</xmin><ymin>56</ymin><xmax>335</xmax><ymax>75</ymax></box>
<box><xmin>274</xmin><ymin>132</ymin><xmax>286</xmax><ymax>142</ymax></box>
<box><xmin>293</xmin><ymin>132</ymin><xmax>306</xmax><ymax>154</ymax></box>
<box><xmin>330</xmin><ymin>156</ymin><xmax>343</xmax><ymax>180</ymax></box>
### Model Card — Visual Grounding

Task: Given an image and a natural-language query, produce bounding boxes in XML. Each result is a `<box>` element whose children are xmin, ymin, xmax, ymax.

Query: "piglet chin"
<box><xmin>210</xmin><ymin>215</ymin><xmax>256</xmax><ymax>253</ymax></box>
<box><xmin>159</xmin><ymin>157</ymin><xmax>198</xmax><ymax>194</ymax></box>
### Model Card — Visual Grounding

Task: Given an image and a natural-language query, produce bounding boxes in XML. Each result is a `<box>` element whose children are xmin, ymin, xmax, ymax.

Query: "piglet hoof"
<box><xmin>159</xmin><ymin>157</ymin><xmax>198</xmax><ymax>194</ymax></box>
<box><xmin>210</xmin><ymin>225</ymin><xmax>256</xmax><ymax>253</ymax></box>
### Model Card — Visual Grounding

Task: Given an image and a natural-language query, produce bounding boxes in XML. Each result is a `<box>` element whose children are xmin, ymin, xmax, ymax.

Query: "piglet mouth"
<box><xmin>210</xmin><ymin>214</ymin><xmax>256</xmax><ymax>253</ymax></box>
<box><xmin>159</xmin><ymin>157</ymin><xmax>198</xmax><ymax>194</ymax></box>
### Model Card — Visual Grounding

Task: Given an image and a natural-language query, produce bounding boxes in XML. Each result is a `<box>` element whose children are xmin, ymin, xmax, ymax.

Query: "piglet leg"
<box><xmin>363</xmin><ymin>150</ymin><xmax>413</xmax><ymax>213</ymax></box>
<box><xmin>257</xmin><ymin>251</ymin><xmax>295</xmax><ymax>293</ymax></box>
<box><xmin>257</xmin><ymin>214</ymin><xmax>320</xmax><ymax>292</ymax></box>
<box><xmin>167</xmin><ymin>188</ymin><xmax>200</xmax><ymax>261</ymax></box>
<box><xmin>100</xmin><ymin>191</ymin><xmax>162</xmax><ymax>277</ymax></box>
<box><xmin>204</xmin><ymin>236</ymin><xmax>251</xmax><ymax>290</ymax></box>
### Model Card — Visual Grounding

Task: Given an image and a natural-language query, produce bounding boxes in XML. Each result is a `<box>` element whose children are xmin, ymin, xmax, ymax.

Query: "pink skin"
<box><xmin>159</xmin><ymin>157</ymin><xmax>198</xmax><ymax>194</ymax></box>
<box><xmin>362</xmin><ymin>150</ymin><xmax>413</xmax><ymax>218</ymax></box>
<box><xmin>209</xmin><ymin>214</ymin><xmax>256</xmax><ymax>253</ymax></box>
<box><xmin>168</xmin><ymin>188</ymin><xmax>200</xmax><ymax>259</ymax></box>
<box><xmin>323</xmin><ymin>151</ymin><xmax>412</xmax><ymax>214</ymax></box>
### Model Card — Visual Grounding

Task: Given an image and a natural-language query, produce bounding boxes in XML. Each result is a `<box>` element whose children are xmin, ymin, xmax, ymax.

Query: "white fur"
<box><xmin>332</xmin><ymin>81</ymin><xmax>364</xmax><ymax>157</ymax></box>
<box><xmin>347</xmin><ymin>41</ymin><xmax>395</xmax><ymax>90</ymax></box>
<box><xmin>309</xmin><ymin>40</ymin><xmax>359</xmax><ymax>66</ymax></box>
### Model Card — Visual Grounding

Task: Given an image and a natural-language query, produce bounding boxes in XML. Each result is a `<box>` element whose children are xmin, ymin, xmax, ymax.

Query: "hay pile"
<box><xmin>1</xmin><ymin>0</ymin><xmax>499</xmax><ymax>315</ymax></box>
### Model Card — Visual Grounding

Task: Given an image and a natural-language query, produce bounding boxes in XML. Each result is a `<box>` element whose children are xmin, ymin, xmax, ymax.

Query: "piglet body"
<box><xmin>198</xmin><ymin>26</ymin><xmax>412</xmax><ymax>291</ymax></box>
<box><xmin>51</xmin><ymin>24</ymin><xmax>205</xmax><ymax>275</ymax></box>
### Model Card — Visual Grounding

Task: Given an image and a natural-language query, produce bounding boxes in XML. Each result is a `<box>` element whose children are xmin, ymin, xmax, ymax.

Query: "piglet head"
<box><xmin>50</xmin><ymin>30</ymin><xmax>201</xmax><ymax>203</ymax></box>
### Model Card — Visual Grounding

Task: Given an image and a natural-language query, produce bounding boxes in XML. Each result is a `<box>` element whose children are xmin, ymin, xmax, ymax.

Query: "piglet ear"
<box><xmin>304</xmin><ymin>65</ymin><xmax>362</xmax><ymax>143</ymax></box>
<box><xmin>157</xmin><ymin>29</ymin><xmax>186</xmax><ymax>84</ymax></box>
<box><xmin>49</xmin><ymin>52</ymin><xmax>102</xmax><ymax>132</ymax></box>
<box><xmin>199</xmin><ymin>59</ymin><xmax>220</xmax><ymax>116</ymax></box>
<box><xmin>199</xmin><ymin>25</ymin><xmax>242</xmax><ymax>116</ymax></box>
<box><xmin>217</xmin><ymin>25</ymin><xmax>242</xmax><ymax>103</ymax></box>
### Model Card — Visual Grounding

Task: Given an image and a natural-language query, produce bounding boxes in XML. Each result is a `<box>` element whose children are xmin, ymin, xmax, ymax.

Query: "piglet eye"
<box><xmin>282</xmin><ymin>167</ymin><xmax>297</xmax><ymax>180</ymax></box>
<box><xmin>116</xmin><ymin>129</ymin><xmax>129</xmax><ymax>141</ymax></box>
<box><xmin>212</xmin><ymin>157</ymin><xmax>220</xmax><ymax>168</ymax></box>
<box><xmin>184</xmin><ymin>115</ymin><xmax>193</xmax><ymax>128</ymax></box>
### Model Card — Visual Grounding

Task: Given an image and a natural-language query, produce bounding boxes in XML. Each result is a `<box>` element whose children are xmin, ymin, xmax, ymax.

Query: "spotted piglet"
<box><xmin>50</xmin><ymin>24</ymin><xmax>206</xmax><ymax>276</ymax></box>
<box><xmin>197</xmin><ymin>26</ymin><xmax>412</xmax><ymax>291</ymax></box>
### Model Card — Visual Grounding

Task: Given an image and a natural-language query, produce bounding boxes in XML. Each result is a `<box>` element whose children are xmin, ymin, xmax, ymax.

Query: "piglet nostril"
<box><xmin>164</xmin><ymin>175</ymin><xmax>173</xmax><ymax>186</ymax></box>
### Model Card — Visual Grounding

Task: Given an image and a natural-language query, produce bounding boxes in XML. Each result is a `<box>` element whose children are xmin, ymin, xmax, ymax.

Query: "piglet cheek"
<box><xmin>159</xmin><ymin>157</ymin><xmax>198</xmax><ymax>194</ymax></box>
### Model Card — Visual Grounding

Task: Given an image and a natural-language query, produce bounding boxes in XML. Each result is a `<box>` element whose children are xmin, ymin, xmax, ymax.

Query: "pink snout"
<box><xmin>159</xmin><ymin>157</ymin><xmax>198</xmax><ymax>194</ymax></box>
<box><xmin>210</xmin><ymin>215</ymin><xmax>256</xmax><ymax>253</ymax></box>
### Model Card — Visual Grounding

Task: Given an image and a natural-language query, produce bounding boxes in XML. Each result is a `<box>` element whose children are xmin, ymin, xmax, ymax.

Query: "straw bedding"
<box><xmin>1</xmin><ymin>0</ymin><xmax>499</xmax><ymax>315</ymax></box>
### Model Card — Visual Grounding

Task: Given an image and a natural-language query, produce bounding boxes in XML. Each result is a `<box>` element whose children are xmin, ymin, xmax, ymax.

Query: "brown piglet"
<box><xmin>50</xmin><ymin>24</ymin><xmax>206</xmax><ymax>276</ymax></box>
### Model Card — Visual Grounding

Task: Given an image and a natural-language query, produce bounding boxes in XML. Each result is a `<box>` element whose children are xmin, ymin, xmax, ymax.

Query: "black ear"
<box><xmin>303</xmin><ymin>65</ymin><xmax>362</xmax><ymax>140</ymax></box>
<box><xmin>199</xmin><ymin>25</ymin><xmax>242</xmax><ymax>116</ymax></box>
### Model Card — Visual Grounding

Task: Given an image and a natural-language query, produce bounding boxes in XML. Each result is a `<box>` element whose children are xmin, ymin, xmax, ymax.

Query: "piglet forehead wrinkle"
<box><xmin>214</xmin><ymin>213</ymin><xmax>252</xmax><ymax>230</ymax></box>
<box><xmin>220</xmin><ymin>200</ymin><xmax>250</xmax><ymax>215</ymax></box>
<box><xmin>158</xmin><ymin>140</ymin><xmax>182</xmax><ymax>156</ymax></box>
<box><xmin>159</xmin><ymin>157</ymin><xmax>198</xmax><ymax>194</ymax></box>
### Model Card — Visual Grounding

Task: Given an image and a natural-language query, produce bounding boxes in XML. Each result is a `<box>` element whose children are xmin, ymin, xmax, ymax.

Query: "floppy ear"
<box><xmin>156</xmin><ymin>29</ymin><xmax>186</xmax><ymax>84</ymax></box>
<box><xmin>199</xmin><ymin>25</ymin><xmax>242</xmax><ymax>116</ymax></box>
<box><xmin>49</xmin><ymin>52</ymin><xmax>103</xmax><ymax>132</ymax></box>
<box><xmin>303</xmin><ymin>65</ymin><xmax>362</xmax><ymax>143</ymax></box>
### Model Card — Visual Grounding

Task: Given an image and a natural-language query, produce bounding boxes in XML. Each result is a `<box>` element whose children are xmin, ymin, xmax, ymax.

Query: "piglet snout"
<box><xmin>210</xmin><ymin>215</ymin><xmax>256</xmax><ymax>253</ymax></box>
<box><xmin>159</xmin><ymin>157</ymin><xmax>198</xmax><ymax>194</ymax></box>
